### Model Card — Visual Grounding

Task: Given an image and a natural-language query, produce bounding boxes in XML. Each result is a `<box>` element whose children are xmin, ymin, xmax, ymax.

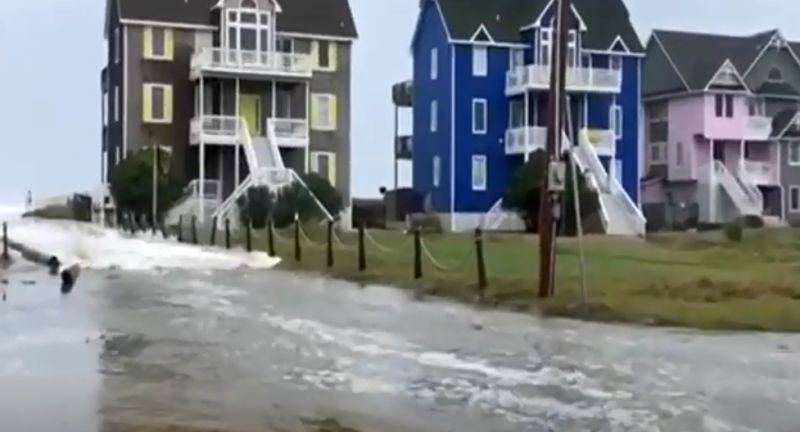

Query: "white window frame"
<box><xmin>472</xmin><ymin>45</ymin><xmax>488</xmax><ymax>77</ymax></box>
<box><xmin>103</xmin><ymin>92</ymin><xmax>109</xmax><ymax>127</ymax></box>
<box><xmin>430</xmin><ymin>100</ymin><xmax>438</xmax><ymax>132</ymax></box>
<box><xmin>225</xmin><ymin>6</ymin><xmax>272</xmax><ymax>54</ymax></box>
<box><xmin>510</xmin><ymin>48</ymin><xmax>524</xmax><ymax>69</ymax></box>
<box><xmin>539</xmin><ymin>28</ymin><xmax>552</xmax><ymax>66</ymax></box>
<box><xmin>471</xmin><ymin>155</ymin><xmax>487</xmax><ymax>191</ymax></box>
<box><xmin>431</xmin><ymin>47</ymin><xmax>438</xmax><ymax>80</ymax></box>
<box><xmin>788</xmin><ymin>141</ymin><xmax>800</xmax><ymax>166</ymax></box>
<box><xmin>310</xmin><ymin>151</ymin><xmax>336</xmax><ymax>185</ymax></box>
<box><xmin>472</xmin><ymin>98</ymin><xmax>488</xmax><ymax>134</ymax></box>
<box><xmin>649</xmin><ymin>142</ymin><xmax>667</xmax><ymax>165</ymax></box>
<box><xmin>767</xmin><ymin>67</ymin><xmax>784</xmax><ymax>83</ymax></box>
<box><xmin>144</xmin><ymin>83</ymin><xmax>171</xmax><ymax>124</ymax></box>
<box><xmin>114</xmin><ymin>27</ymin><xmax>120</xmax><ymax>64</ymax></box>
<box><xmin>790</xmin><ymin>186</ymin><xmax>800</xmax><ymax>212</ymax></box>
<box><xmin>114</xmin><ymin>86</ymin><xmax>120</xmax><ymax>123</ymax></box>
<box><xmin>567</xmin><ymin>30</ymin><xmax>577</xmax><ymax>67</ymax></box>
<box><xmin>433</xmin><ymin>155</ymin><xmax>441</xmax><ymax>187</ymax></box>
<box><xmin>311</xmin><ymin>93</ymin><xmax>336</xmax><ymax>131</ymax></box>
<box><xmin>611</xmin><ymin>104</ymin><xmax>623</xmax><ymax>139</ymax></box>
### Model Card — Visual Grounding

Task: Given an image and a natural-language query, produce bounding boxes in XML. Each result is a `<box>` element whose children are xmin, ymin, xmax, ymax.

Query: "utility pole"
<box><xmin>538</xmin><ymin>0</ymin><xmax>571</xmax><ymax>298</ymax></box>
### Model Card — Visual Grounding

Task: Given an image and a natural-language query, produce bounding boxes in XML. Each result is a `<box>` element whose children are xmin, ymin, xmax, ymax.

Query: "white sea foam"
<box><xmin>7</xmin><ymin>218</ymin><xmax>280</xmax><ymax>271</ymax></box>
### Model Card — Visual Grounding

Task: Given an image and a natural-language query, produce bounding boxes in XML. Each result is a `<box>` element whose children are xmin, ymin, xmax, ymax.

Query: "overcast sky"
<box><xmin>1</xmin><ymin>0</ymin><xmax>800</xmax><ymax>207</ymax></box>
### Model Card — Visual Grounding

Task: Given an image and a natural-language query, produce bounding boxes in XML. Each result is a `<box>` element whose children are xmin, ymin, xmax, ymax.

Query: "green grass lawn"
<box><xmin>226</xmin><ymin>224</ymin><xmax>800</xmax><ymax>332</ymax></box>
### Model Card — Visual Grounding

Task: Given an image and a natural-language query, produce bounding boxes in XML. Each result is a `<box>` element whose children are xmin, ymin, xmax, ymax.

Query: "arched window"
<box><xmin>768</xmin><ymin>67</ymin><xmax>784</xmax><ymax>83</ymax></box>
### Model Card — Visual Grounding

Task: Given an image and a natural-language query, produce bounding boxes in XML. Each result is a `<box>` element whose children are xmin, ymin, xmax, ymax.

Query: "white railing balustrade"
<box><xmin>269</xmin><ymin>118</ymin><xmax>308</xmax><ymax>140</ymax></box>
<box><xmin>504</xmin><ymin>126</ymin><xmax>547</xmax><ymax>155</ymax></box>
<box><xmin>741</xmin><ymin>160</ymin><xmax>777</xmax><ymax>185</ymax></box>
<box><xmin>579</xmin><ymin>128</ymin><xmax>615</xmax><ymax>156</ymax></box>
<box><xmin>192</xmin><ymin>48</ymin><xmax>313</xmax><ymax>76</ymax></box>
<box><xmin>506</xmin><ymin>64</ymin><xmax>622</xmax><ymax>94</ymax></box>
<box><xmin>745</xmin><ymin>116</ymin><xmax>772</xmax><ymax>138</ymax></box>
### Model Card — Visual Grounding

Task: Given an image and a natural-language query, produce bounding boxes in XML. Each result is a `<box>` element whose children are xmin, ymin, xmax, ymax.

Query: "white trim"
<box><xmin>122</xmin><ymin>25</ymin><xmax>128</xmax><ymax>157</ymax></box>
<box><xmin>469</xmin><ymin>24</ymin><xmax>495</xmax><ymax>43</ymax></box>
<box><xmin>608</xmin><ymin>35</ymin><xmax>630</xmax><ymax>53</ymax></box>
<box><xmin>472</xmin><ymin>98</ymin><xmax>488</xmax><ymax>134</ymax></box>
<box><xmin>789</xmin><ymin>186</ymin><xmax>800</xmax><ymax>212</ymax></box>
<box><xmin>787</xmin><ymin>140</ymin><xmax>800</xmax><ymax>166</ymax></box>
<box><xmin>432</xmin><ymin>155</ymin><xmax>441</xmax><ymax>187</ymax></box>
<box><xmin>114</xmin><ymin>27</ymin><xmax>120</xmax><ymax>64</ymax></box>
<box><xmin>452</xmin><ymin>39</ymin><xmax>527</xmax><ymax>49</ymax></box>
<box><xmin>472</xmin><ymin>45</ymin><xmax>488</xmax><ymax>77</ymax></box>
<box><xmin>777</xmin><ymin>113</ymin><xmax>800</xmax><ymax>138</ymax></box>
<box><xmin>611</xmin><ymin>104</ymin><xmax>623</xmax><ymax>140</ymax></box>
<box><xmin>119</xmin><ymin>18</ymin><xmax>216</xmax><ymax>31</ymax></box>
<box><xmin>450</xmin><ymin>44</ymin><xmax>456</xmax><ymax>230</ymax></box>
<box><xmin>650</xmin><ymin>32</ymin><xmax>691</xmax><ymax>91</ymax></box>
<box><xmin>114</xmin><ymin>86</ymin><xmax>119</xmax><ymax>123</ymax></box>
<box><xmin>702</xmin><ymin>59</ymin><xmax>750</xmax><ymax>93</ymax></box>
<box><xmin>411</xmin><ymin>0</ymin><xmax>452</xmax><ymax>50</ymax></box>
<box><xmin>582</xmin><ymin>49</ymin><xmax>645</xmax><ymax>58</ymax></box>
<box><xmin>743</xmin><ymin>30</ymin><xmax>781</xmax><ymax>77</ymax></box>
<box><xmin>523</xmin><ymin>0</ymin><xmax>587</xmax><ymax>31</ymax></box>
<box><xmin>431</xmin><ymin>47</ymin><xmax>438</xmax><ymax>80</ymax></box>
<box><xmin>471</xmin><ymin>155</ymin><xmax>488</xmax><ymax>191</ymax></box>
<box><xmin>430</xmin><ymin>99</ymin><xmax>438</xmax><ymax>132</ymax></box>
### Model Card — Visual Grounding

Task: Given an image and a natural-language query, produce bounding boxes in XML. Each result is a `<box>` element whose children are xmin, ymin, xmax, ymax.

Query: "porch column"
<box><xmin>710</xmin><ymin>139</ymin><xmax>716</xmax><ymax>223</ymax></box>
<box><xmin>235</xmin><ymin>78</ymin><xmax>240</xmax><ymax>189</ymax></box>
<box><xmin>304</xmin><ymin>81</ymin><xmax>310</xmax><ymax>172</ymax></box>
<box><xmin>523</xmin><ymin>91</ymin><xmax>530</xmax><ymax>162</ymax></box>
<box><xmin>271</xmin><ymin>80</ymin><xmax>277</xmax><ymax>126</ymax></box>
<box><xmin>199</xmin><ymin>76</ymin><xmax>206</xmax><ymax>223</ymax></box>
<box><xmin>739</xmin><ymin>139</ymin><xmax>745</xmax><ymax>176</ymax></box>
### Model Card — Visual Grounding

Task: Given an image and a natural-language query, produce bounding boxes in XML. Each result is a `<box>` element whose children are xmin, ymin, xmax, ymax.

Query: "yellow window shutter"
<box><xmin>165</xmin><ymin>29</ymin><xmax>174</xmax><ymax>60</ymax></box>
<box><xmin>143</xmin><ymin>85</ymin><xmax>152</xmax><ymax>122</ymax></box>
<box><xmin>164</xmin><ymin>85</ymin><xmax>173</xmax><ymax>123</ymax></box>
<box><xmin>329</xmin><ymin>42</ymin><xmax>338</xmax><ymax>71</ymax></box>
<box><xmin>310</xmin><ymin>95</ymin><xmax>319</xmax><ymax>129</ymax></box>
<box><xmin>310</xmin><ymin>41</ymin><xmax>319</xmax><ymax>69</ymax></box>
<box><xmin>328</xmin><ymin>153</ymin><xmax>337</xmax><ymax>187</ymax></box>
<box><xmin>330</xmin><ymin>95</ymin><xmax>338</xmax><ymax>130</ymax></box>
<box><xmin>143</xmin><ymin>27</ymin><xmax>153</xmax><ymax>58</ymax></box>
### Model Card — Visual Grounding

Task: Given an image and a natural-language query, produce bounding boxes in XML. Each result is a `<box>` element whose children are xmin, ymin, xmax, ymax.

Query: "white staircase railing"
<box><xmin>482</xmin><ymin>198</ymin><xmax>506</xmax><ymax>230</ymax></box>
<box><xmin>573</xmin><ymin>137</ymin><xmax>645</xmax><ymax>236</ymax></box>
<box><xmin>713</xmin><ymin>161</ymin><xmax>762</xmax><ymax>216</ymax></box>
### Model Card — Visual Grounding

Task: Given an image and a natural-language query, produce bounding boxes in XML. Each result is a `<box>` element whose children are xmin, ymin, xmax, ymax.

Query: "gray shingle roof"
<box><xmin>115</xmin><ymin>0</ymin><xmax>358</xmax><ymax>38</ymax></box>
<box><xmin>432</xmin><ymin>0</ymin><xmax>643</xmax><ymax>53</ymax></box>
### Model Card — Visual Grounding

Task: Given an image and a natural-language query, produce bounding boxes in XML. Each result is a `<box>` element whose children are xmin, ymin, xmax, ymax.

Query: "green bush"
<box><xmin>272</xmin><ymin>173</ymin><xmax>343</xmax><ymax>228</ymax></box>
<box><xmin>502</xmin><ymin>149</ymin><xmax>600</xmax><ymax>235</ymax></box>
<box><xmin>237</xmin><ymin>186</ymin><xmax>274</xmax><ymax>229</ymax></box>
<box><xmin>723</xmin><ymin>219</ymin><xmax>744</xmax><ymax>242</ymax></box>
<box><xmin>110</xmin><ymin>147</ymin><xmax>182</xmax><ymax>223</ymax></box>
<box><xmin>742</xmin><ymin>215</ymin><xmax>765</xmax><ymax>229</ymax></box>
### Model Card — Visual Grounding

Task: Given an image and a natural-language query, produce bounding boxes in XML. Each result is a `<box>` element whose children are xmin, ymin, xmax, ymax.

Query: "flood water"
<box><xmin>1</xmin><ymin>220</ymin><xmax>800</xmax><ymax>431</ymax></box>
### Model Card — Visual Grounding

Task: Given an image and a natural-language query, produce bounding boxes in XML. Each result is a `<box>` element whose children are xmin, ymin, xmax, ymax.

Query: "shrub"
<box><xmin>502</xmin><ymin>149</ymin><xmax>600</xmax><ymax>235</ymax></box>
<box><xmin>723</xmin><ymin>219</ymin><xmax>744</xmax><ymax>242</ymax></box>
<box><xmin>109</xmin><ymin>147</ymin><xmax>182</xmax><ymax>223</ymax></box>
<box><xmin>410</xmin><ymin>213</ymin><xmax>443</xmax><ymax>233</ymax></box>
<box><xmin>272</xmin><ymin>173</ymin><xmax>343</xmax><ymax>228</ymax></box>
<box><xmin>237</xmin><ymin>186</ymin><xmax>274</xmax><ymax>229</ymax></box>
<box><xmin>742</xmin><ymin>215</ymin><xmax>764</xmax><ymax>229</ymax></box>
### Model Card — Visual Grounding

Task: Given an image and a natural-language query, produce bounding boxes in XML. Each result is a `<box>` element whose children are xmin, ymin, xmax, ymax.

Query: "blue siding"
<box><xmin>618</xmin><ymin>55</ymin><xmax>641</xmax><ymax>204</ymax></box>
<box><xmin>453</xmin><ymin>44</ymin><xmax>513</xmax><ymax>213</ymax></box>
<box><xmin>106</xmin><ymin>0</ymin><xmax>124</xmax><ymax>181</ymax></box>
<box><xmin>412</xmin><ymin>1</ymin><xmax>452</xmax><ymax>213</ymax></box>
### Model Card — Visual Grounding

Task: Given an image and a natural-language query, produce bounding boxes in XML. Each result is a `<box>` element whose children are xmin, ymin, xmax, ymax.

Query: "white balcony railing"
<box><xmin>191</xmin><ymin>48</ymin><xmax>313</xmax><ymax>78</ymax></box>
<box><xmin>506</xmin><ymin>64</ymin><xmax>622</xmax><ymax>95</ymax></box>
<box><xmin>505</xmin><ymin>126</ymin><xmax>547</xmax><ymax>155</ymax></box>
<box><xmin>745</xmin><ymin>116</ymin><xmax>772</xmax><ymax>139</ymax></box>
<box><xmin>740</xmin><ymin>160</ymin><xmax>778</xmax><ymax>185</ymax></box>
<box><xmin>579</xmin><ymin>128</ymin><xmax>616</xmax><ymax>157</ymax></box>
<box><xmin>191</xmin><ymin>115</ymin><xmax>308</xmax><ymax>148</ymax></box>
<box><xmin>268</xmin><ymin>118</ymin><xmax>309</xmax><ymax>148</ymax></box>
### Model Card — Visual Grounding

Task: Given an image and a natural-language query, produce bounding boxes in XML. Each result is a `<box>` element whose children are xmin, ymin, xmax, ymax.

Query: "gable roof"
<box><xmin>111</xmin><ymin>0</ymin><xmax>357</xmax><ymax>38</ymax></box>
<box><xmin>644</xmin><ymin>29</ymin><xmax>800</xmax><ymax>96</ymax></box>
<box><xmin>772</xmin><ymin>108</ymin><xmax>800</xmax><ymax>138</ymax></box>
<box><xmin>432</xmin><ymin>0</ymin><xmax>643</xmax><ymax>52</ymax></box>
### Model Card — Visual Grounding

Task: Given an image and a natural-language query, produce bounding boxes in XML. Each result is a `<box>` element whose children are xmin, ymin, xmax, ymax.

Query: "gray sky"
<box><xmin>1</xmin><ymin>0</ymin><xmax>799</xmax><ymax>207</ymax></box>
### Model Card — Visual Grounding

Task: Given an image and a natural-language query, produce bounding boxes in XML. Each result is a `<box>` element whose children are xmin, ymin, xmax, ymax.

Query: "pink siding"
<box><xmin>667</xmin><ymin>95</ymin><xmax>705</xmax><ymax>180</ymax></box>
<box><xmin>703</xmin><ymin>94</ymin><xmax>752</xmax><ymax>140</ymax></box>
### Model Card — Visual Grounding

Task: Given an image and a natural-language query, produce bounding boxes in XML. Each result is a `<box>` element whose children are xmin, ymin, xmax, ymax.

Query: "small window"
<box><xmin>311</xmin><ymin>94</ymin><xmax>336</xmax><ymax>131</ymax></box>
<box><xmin>143</xmin><ymin>83</ymin><xmax>172</xmax><ymax>124</ymax></box>
<box><xmin>790</xmin><ymin>186</ymin><xmax>800</xmax><ymax>212</ymax></box>
<box><xmin>431</xmin><ymin>47</ymin><xmax>438</xmax><ymax>80</ymax></box>
<box><xmin>114</xmin><ymin>86</ymin><xmax>119</xmax><ymax>123</ymax></box>
<box><xmin>430</xmin><ymin>100</ymin><xmax>438</xmax><ymax>132</ymax></box>
<box><xmin>649</xmin><ymin>142</ymin><xmax>666</xmax><ymax>164</ymax></box>
<box><xmin>241</xmin><ymin>12</ymin><xmax>257</xmax><ymax>24</ymax></box>
<box><xmin>145</xmin><ymin>27</ymin><xmax>172</xmax><ymax>60</ymax></box>
<box><xmin>540</xmin><ymin>29</ymin><xmax>552</xmax><ymax>66</ymax></box>
<box><xmin>276</xmin><ymin>37</ymin><xmax>293</xmax><ymax>53</ymax></box>
<box><xmin>715</xmin><ymin>94</ymin><xmax>724</xmax><ymax>117</ymax></box>
<box><xmin>610</xmin><ymin>56</ymin><xmax>622</xmax><ymax>71</ymax></box>
<box><xmin>473</xmin><ymin>45</ymin><xmax>488</xmax><ymax>77</ymax></box>
<box><xmin>767</xmin><ymin>67</ymin><xmax>784</xmax><ymax>83</ymax></box>
<box><xmin>725</xmin><ymin>94</ymin><xmax>734</xmax><ymax>118</ymax></box>
<box><xmin>472</xmin><ymin>155</ymin><xmax>487</xmax><ymax>191</ymax></box>
<box><xmin>472</xmin><ymin>99</ymin><xmax>487</xmax><ymax>134</ymax></box>
<box><xmin>433</xmin><ymin>156</ymin><xmax>441</xmax><ymax>187</ymax></box>
<box><xmin>103</xmin><ymin>92</ymin><xmax>109</xmax><ymax>127</ymax></box>
<box><xmin>510</xmin><ymin>49</ymin><xmax>524</xmax><ymax>69</ymax></box>
<box><xmin>114</xmin><ymin>28</ymin><xmax>120</xmax><ymax>64</ymax></box>
<box><xmin>611</xmin><ymin>105</ymin><xmax>623</xmax><ymax>139</ymax></box>
<box><xmin>789</xmin><ymin>141</ymin><xmax>800</xmax><ymax>165</ymax></box>
<box><xmin>311</xmin><ymin>152</ymin><xmax>336</xmax><ymax>186</ymax></box>
<box><xmin>318</xmin><ymin>41</ymin><xmax>330</xmax><ymax>69</ymax></box>
<box><xmin>676</xmin><ymin>141</ymin><xmax>684</xmax><ymax>165</ymax></box>
<box><xmin>748</xmin><ymin>97</ymin><xmax>765</xmax><ymax>116</ymax></box>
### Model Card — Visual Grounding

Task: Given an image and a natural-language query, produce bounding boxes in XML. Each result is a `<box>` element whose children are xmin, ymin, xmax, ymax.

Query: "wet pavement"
<box><xmin>2</xmin><ymin>252</ymin><xmax>800</xmax><ymax>431</ymax></box>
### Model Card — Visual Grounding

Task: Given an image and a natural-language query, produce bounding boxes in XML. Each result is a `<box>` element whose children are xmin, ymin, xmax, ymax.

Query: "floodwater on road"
<box><xmin>1</xmin><ymin>220</ymin><xmax>800</xmax><ymax>431</ymax></box>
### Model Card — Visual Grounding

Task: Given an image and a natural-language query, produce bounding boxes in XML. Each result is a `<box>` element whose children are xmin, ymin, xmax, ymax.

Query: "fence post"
<box><xmin>358</xmin><ymin>222</ymin><xmax>366</xmax><ymax>272</ymax></box>
<box><xmin>245</xmin><ymin>221</ymin><xmax>252</xmax><ymax>252</ymax></box>
<box><xmin>224</xmin><ymin>219</ymin><xmax>231</xmax><ymax>249</ymax></box>
<box><xmin>293</xmin><ymin>217</ymin><xmax>301</xmax><ymax>262</ymax></box>
<box><xmin>177</xmin><ymin>215</ymin><xmax>184</xmax><ymax>243</ymax></box>
<box><xmin>191</xmin><ymin>216</ymin><xmax>198</xmax><ymax>245</ymax></box>
<box><xmin>475</xmin><ymin>228</ymin><xmax>488</xmax><ymax>293</ymax></box>
<box><xmin>267</xmin><ymin>219</ymin><xmax>276</xmax><ymax>257</ymax></box>
<box><xmin>160</xmin><ymin>220</ymin><xmax>168</xmax><ymax>240</ymax></box>
<box><xmin>210</xmin><ymin>217</ymin><xmax>218</xmax><ymax>246</ymax></box>
<box><xmin>413</xmin><ymin>228</ymin><xmax>422</xmax><ymax>280</ymax></box>
<box><xmin>2</xmin><ymin>222</ymin><xmax>8</xmax><ymax>262</ymax></box>
<box><xmin>326</xmin><ymin>219</ymin><xmax>334</xmax><ymax>269</ymax></box>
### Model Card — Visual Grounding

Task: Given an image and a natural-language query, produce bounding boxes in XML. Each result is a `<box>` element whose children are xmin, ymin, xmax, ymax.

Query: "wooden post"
<box><xmin>245</xmin><ymin>221</ymin><xmax>252</xmax><ymax>252</ymax></box>
<box><xmin>191</xmin><ymin>215</ymin><xmax>198</xmax><ymax>245</ymax></box>
<box><xmin>293</xmin><ymin>218</ymin><xmax>301</xmax><ymax>262</ymax></box>
<box><xmin>413</xmin><ymin>228</ymin><xmax>422</xmax><ymax>280</ymax></box>
<box><xmin>326</xmin><ymin>219</ymin><xmax>334</xmax><ymax>269</ymax></box>
<box><xmin>160</xmin><ymin>220</ymin><xmax>168</xmax><ymax>240</ymax></box>
<box><xmin>2</xmin><ymin>222</ymin><xmax>8</xmax><ymax>261</ymax></box>
<box><xmin>357</xmin><ymin>222</ymin><xmax>366</xmax><ymax>272</ymax></box>
<box><xmin>267</xmin><ymin>220</ymin><xmax>276</xmax><ymax>257</ymax></box>
<box><xmin>225</xmin><ymin>219</ymin><xmax>231</xmax><ymax>249</ymax></box>
<box><xmin>210</xmin><ymin>217</ymin><xmax>217</xmax><ymax>246</ymax></box>
<box><xmin>177</xmin><ymin>215</ymin><xmax>184</xmax><ymax>243</ymax></box>
<box><xmin>475</xmin><ymin>228</ymin><xmax>488</xmax><ymax>292</ymax></box>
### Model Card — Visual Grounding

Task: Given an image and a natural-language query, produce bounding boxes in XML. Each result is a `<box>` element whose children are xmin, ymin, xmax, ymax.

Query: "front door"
<box><xmin>240</xmin><ymin>94</ymin><xmax>262</xmax><ymax>136</ymax></box>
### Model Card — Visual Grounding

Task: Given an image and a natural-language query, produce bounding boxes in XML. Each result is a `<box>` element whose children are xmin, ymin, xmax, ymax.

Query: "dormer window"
<box><xmin>225</xmin><ymin>0</ymin><xmax>273</xmax><ymax>54</ymax></box>
<box><xmin>767</xmin><ymin>67</ymin><xmax>784</xmax><ymax>83</ymax></box>
<box><xmin>539</xmin><ymin>28</ymin><xmax>552</xmax><ymax>66</ymax></box>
